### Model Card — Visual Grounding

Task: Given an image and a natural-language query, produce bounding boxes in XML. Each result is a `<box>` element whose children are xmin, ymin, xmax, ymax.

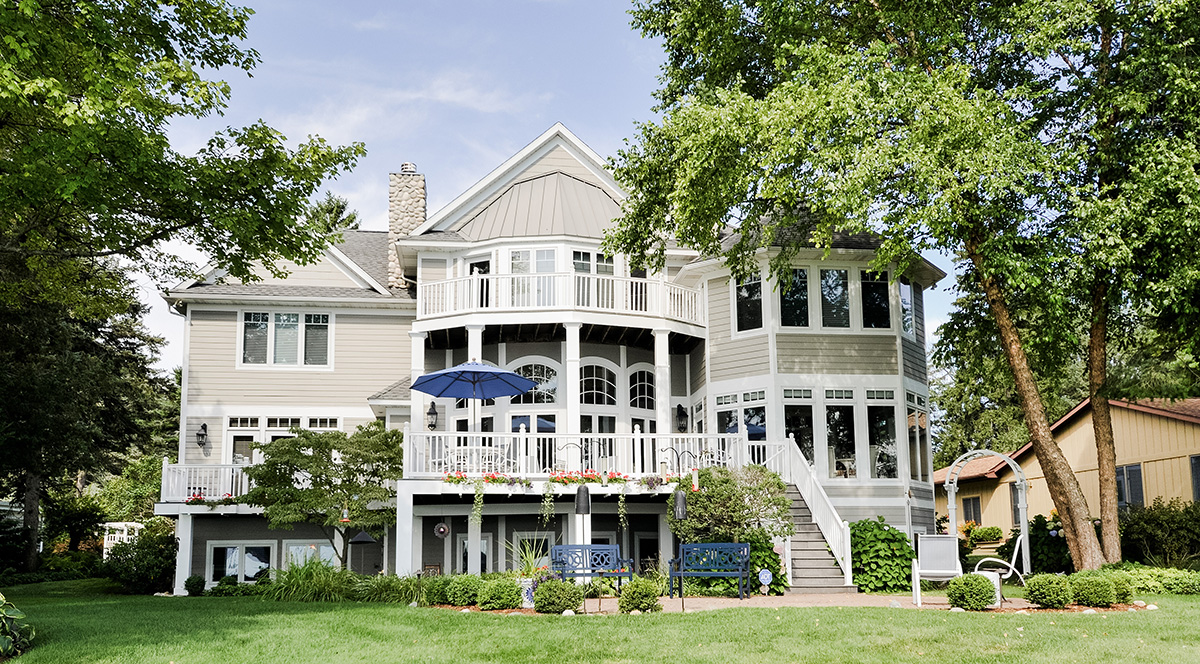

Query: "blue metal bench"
<box><xmin>549</xmin><ymin>544</ymin><xmax>634</xmax><ymax>590</ymax></box>
<box><xmin>668</xmin><ymin>543</ymin><xmax>751</xmax><ymax>599</ymax></box>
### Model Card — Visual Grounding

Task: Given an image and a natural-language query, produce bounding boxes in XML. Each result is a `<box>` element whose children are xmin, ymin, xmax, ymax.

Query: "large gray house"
<box><xmin>156</xmin><ymin>124</ymin><xmax>944</xmax><ymax>594</ymax></box>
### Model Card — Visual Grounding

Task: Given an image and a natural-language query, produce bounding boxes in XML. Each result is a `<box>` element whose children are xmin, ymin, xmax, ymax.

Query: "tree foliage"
<box><xmin>240</xmin><ymin>421</ymin><xmax>404</xmax><ymax>567</ymax></box>
<box><xmin>0</xmin><ymin>0</ymin><xmax>366</xmax><ymax>310</ymax></box>
<box><xmin>668</xmin><ymin>466</ymin><xmax>793</xmax><ymax>543</ymax></box>
<box><xmin>612</xmin><ymin>0</ymin><xmax>1200</xmax><ymax>570</ymax></box>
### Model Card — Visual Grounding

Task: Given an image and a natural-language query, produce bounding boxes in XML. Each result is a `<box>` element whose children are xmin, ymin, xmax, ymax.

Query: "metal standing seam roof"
<box><xmin>451</xmin><ymin>171</ymin><xmax>622</xmax><ymax>241</ymax></box>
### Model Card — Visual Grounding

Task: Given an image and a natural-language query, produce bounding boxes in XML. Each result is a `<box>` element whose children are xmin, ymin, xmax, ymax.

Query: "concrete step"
<box><xmin>786</xmin><ymin>584</ymin><xmax>859</xmax><ymax>595</ymax></box>
<box><xmin>791</xmin><ymin>566</ymin><xmax>844</xmax><ymax>578</ymax></box>
<box><xmin>791</xmin><ymin>557</ymin><xmax>839</xmax><ymax>569</ymax></box>
<box><xmin>791</xmin><ymin>523</ymin><xmax>821</xmax><ymax>533</ymax></box>
<box><xmin>791</xmin><ymin>530</ymin><xmax>826</xmax><ymax>541</ymax></box>
<box><xmin>790</xmin><ymin>539</ymin><xmax>832</xmax><ymax>551</ymax></box>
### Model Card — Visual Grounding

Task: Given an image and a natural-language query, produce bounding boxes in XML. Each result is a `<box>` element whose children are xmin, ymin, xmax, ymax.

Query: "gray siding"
<box><xmin>190</xmin><ymin>515</ymin><xmax>387</xmax><ymax>579</ymax></box>
<box><xmin>776</xmin><ymin>334</ymin><xmax>897</xmax><ymax>375</ymax></box>
<box><xmin>187</xmin><ymin>310</ymin><xmax>411</xmax><ymax>407</ymax></box>
<box><xmin>581</xmin><ymin>343</ymin><xmax>620</xmax><ymax>365</ymax></box>
<box><xmin>914</xmin><ymin>282</ymin><xmax>926</xmax><ymax>348</ymax></box>
<box><xmin>707</xmin><ymin>280</ymin><xmax>770</xmax><ymax>380</ymax></box>
<box><xmin>689</xmin><ymin>346</ymin><xmax>706</xmax><ymax>394</ymax></box>
<box><xmin>670</xmin><ymin>354</ymin><xmax>687</xmax><ymax>397</ymax></box>
<box><xmin>507</xmin><ymin>341</ymin><xmax>561</xmax><ymax>365</ymax></box>
<box><xmin>902</xmin><ymin>338</ymin><xmax>927</xmax><ymax>383</ymax></box>
<box><xmin>626</xmin><ymin>347</ymin><xmax>653</xmax><ymax>367</ymax></box>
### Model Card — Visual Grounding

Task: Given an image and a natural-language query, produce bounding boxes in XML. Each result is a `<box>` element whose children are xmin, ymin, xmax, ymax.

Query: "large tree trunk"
<box><xmin>1088</xmin><ymin>278</ymin><xmax>1122</xmax><ymax>563</ymax></box>
<box><xmin>22</xmin><ymin>471</ymin><xmax>41</xmax><ymax>572</ymax></box>
<box><xmin>969</xmin><ymin>248</ymin><xmax>1107</xmax><ymax>570</ymax></box>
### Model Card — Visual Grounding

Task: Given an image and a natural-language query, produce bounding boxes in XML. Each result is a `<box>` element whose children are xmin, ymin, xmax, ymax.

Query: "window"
<box><xmin>820</xmin><ymin>269</ymin><xmax>850</xmax><ymax>328</ymax></box>
<box><xmin>209</xmin><ymin>542</ymin><xmax>272</xmax><ymax>584</ymax></box>
<box><xmin>241</xmin><ymin>311</ymin><xmax>330</xmax><ymax>366</ymax></box>
<box><xmin>744</xmin><ymin>406</ymin><xmax>766</xmax><ymax>441</ymax></box>
<box><xmin>715</xmin><ymin>394</ymin><xmax>738</xmax><ymax>406</ymax></box>
<box><xmin>868</xmin><ymin>405</ymin><xmax>897</xmax><ymax>478</ymax></box>
<box><xmin>228</xmin><ymin>417</ymin><xmax>259</xmax><ymax>429</ymax></box>
<box><xmin>307</xmin><ymin>417</ymin><xmax>338</xmax><ymax>429</ymax></box>
<box><xmin>784</xmin><ymin>389</ymin><xmax>812</xmax><ymax>399</ymax></box>
<box><xmin>742</xmin><ymin>390</ymin><xmax>765</xmax><ymax>402</ymax></box>
<box><xmin>1116</xmin><ymin>464</ymin><xmax>1144</xmax><ymax>509</ymax></box>
<box><xmin>629</xmin><ymin>370</ymin><xmax>655</xmax><ymax>410</ymax></box>
<box><xmin>736</xmin><ymin>275</ymin><xmax>762</xmax><ymax>332</ymax></box>
<box><xmin>512</xmin><ymin>364</ymin><xmax>557</xmax><ymax>404</ymax></box>
<box><xmin>962</xmin><ymin>497</ymin><xmax>982</xmax><ymax>525</ymax></box>
<box><xmin>267</xmin><ymin>417</ymin><xmax>300</xmax><ymax>429</ymax></box>
<box><xmin>716</xmin><ymin>409</ymin><xmax>738</xmax><ymax>435</ymax></box>
<box><xmin>860</xmin><ymin>270</ymin><xmax>891</xmax><ymax>329</ymax></box>
<box><xmin>780</xmin><ymin>269</ymin><xmax>809</xmax><ymax>327</ymax></box>
<box><xmin>1193</xmin><ymin>455</ymin><xmax>1200</xmax><ymax>503</ymax></box>
<box><xmin>284</xmin><ymin>541</ymin><xmax>336</xmax><ymax>568</ymax></box>
<box><xmin>827</xmin><ymin>405</ymin><xmax>856</xmax><ymax>478</ymax></box>
<box><xmin>826</xmin><ymin>389</ymin><xmax>854</xmax><ymax>400</ymax></box>
<box><xmin>580</xmin><ymin>365</ymin><xmax>617</xmax><ymax>405</ymax></box>
<box><xmin>899</xmin><ymin>277</ymin><xmax>917</xmax><ymax>337</ymax></box>
<box><xmin>784</xmin><ymin>404</ymin><xmax>814</xmax><ymax>463</ymax></box>
<box><xmin>866</xmin><ymin>390</ymin><xmax>895</xmax><ymax>400</ymax></box>
<box><xmin>692</xmin><ymin>402</ymin><xmax>705</xmax><ymax>434</ymax></box>
<box><xmin>908</xmin><ymin>407</ymin><xmax>929</xmax><ymax>482</ymax></box>
<box><xmin>1010</xmin><ymin>483</ymin><xmax>1022</xmax><ymax>528</ymax></box>
<box><xmin>510</xmin><ymin>249</ymin><xmax>555</xmax><ymax>307</ymax></box>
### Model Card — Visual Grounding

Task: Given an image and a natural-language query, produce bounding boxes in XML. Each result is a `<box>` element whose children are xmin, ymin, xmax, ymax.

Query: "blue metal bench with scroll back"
<box><xmin>549</xmin><ymin>544</ymin><xmax>634</xmax><ymax>591</ymax></box>
<box><xmin>668</xmin><ymin>543</ymin><xmax>751</xmax><ymax>599</ymax></box>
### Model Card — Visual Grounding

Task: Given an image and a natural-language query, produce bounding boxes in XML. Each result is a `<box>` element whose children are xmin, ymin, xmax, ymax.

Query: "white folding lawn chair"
<box><xmin>911</xmin><ymin>533</ymin><xmax>963</xmax><ymax>607</ymax></box>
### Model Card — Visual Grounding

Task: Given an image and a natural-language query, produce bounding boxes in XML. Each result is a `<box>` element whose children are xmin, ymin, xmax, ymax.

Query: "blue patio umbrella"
<box><xmin>411</xmin><ymin>361</ymin><xmax>536</xmax><ymax>400</ymax></box>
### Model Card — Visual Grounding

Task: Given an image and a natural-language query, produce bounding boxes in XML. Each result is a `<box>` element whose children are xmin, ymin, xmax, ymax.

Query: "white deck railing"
<box><xmin>160</xmin><ymin>457</ymin><xmax>252</xmax><ymax>502</ymax></box>
<box><xmin>778</xmin><ymin>437</ymin><xmax>853</xmax><ymax>585</ymax></box>
<box><xmin>417</xmin><ymin>273</ymin><xmax>704</xmax><ymax>326</ymax></box>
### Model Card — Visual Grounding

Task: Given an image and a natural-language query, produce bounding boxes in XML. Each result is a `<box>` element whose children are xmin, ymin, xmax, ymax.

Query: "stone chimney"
<box><xmin>387</xmin><ymin>163</ymin><xmax>425</xmax><ymax>289</ymax></box>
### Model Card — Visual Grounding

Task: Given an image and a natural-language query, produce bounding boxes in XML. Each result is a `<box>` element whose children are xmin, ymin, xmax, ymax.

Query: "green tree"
<box><xmin>240</xmin><ymin>421</ymin><xmax>404</xmax><ymax>568</ymax></box>
<box><xmin>0</xmin><ymin>275</ymin><xmax>165</xmax><ymax>570</ymax></box>
<box><xmin>668</xmin><ymin>466</ymin><xmax>793</xmax><ymax>543</ymax></box>
<box><xmin>610</xmin><ymin>0</ymin><xmax>1200</xmax><ymax>569</ymax></box>
<box><xmin>0</xmin><ymin>0</ymin><xmax>366</xmax><ymax>312</ymax></box>
<box><xmin>306</xmin><ymin>192</ymin><xmax>361</xmax><ymax>231</ymax></box>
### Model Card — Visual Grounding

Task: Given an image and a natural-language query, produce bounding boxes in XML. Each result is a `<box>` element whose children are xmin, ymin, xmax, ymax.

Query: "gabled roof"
<box><xmin>932</xmin><ymin>444</ymin><xmax>1033</xmax><ymax>485</ymax></box>
<box><xmin>413</xmin><ymin>123</ymin><xmax>623</xmax><ymax>239</ymax></box>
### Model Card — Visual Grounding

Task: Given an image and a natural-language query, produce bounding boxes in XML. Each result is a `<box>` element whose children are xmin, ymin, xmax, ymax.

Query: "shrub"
<box><xmin>102</xmin><ymin>517</ymin><xmax>177</xmax><ymax>594</ymax></box>
<box><xmin>969</xmin><ymin>526</ymin><xmax>1004</xmax><ymax>546</ymax></box>
<box><xmin>207</xmin><ymin>581</ymin><xmax>270</xmax><ymax>597</ymax></box>
<box><xmin>1108</xmin><ymin>572</ymin><xmax>1133</xmax><ymax>604</ymax></box>
<box><xmin>355</xmin><ymin>574</ymin><xmax>424</xmax><ymax>604</ymax></box>
<box><xmin>668</xmin><ymin>466</ymin><xmax>794</xmax><ymax>543</ymax></box>
<box><xmin>1025</xmin><ymin>574</ymin><xmax>1073</xmax><ymax>608</ymax></box>
<box><xmin>1161</xmin><ymin>571</ymin><xmax>1200</xmax><ymax>594</ymax></box>
<box><xmin>533</xmin><ymin>578</ymin><xmax>582</xmax><ymax>613</ymax></box>
<box><xmin>947</xmin><ymin>573</ymin><xmax>996</xmax><ymax>611</ymax></box>
<box><xmin>446</xmin><ymin>574</ymin><xmax>482</xmax><ymax>606</ymax></box>
<box><xmin>849</xmin><ymin>517</ymin><xmax>915</xmax><ymax>593</ymax></box>
<box><xmin>1070</xmin><ymin>574</ymin><xmax>1116</xmax><ymax>607</ymax></box>
<box><xmin>0</xmin><ymin>591</ymin><xmax>35</xmax><ymax>657</ymax></box>
<box><xmin>996</xmin><ymin>514</ymin><xmax>1073</xmax><ymax>574</ymax></box>
<box><xmin>184</xmin><ymin>575</ymin><xmax>206</xmax><ymax>597</ymax></box>
<box><xmin>618</xmin><ymin>577</ymin><xmax>662</xmax><ymax>613</ymax></box>
<box><xmin>477</xmin><ymin>577</ymin><xmax>522</xmax><ymax>610</ymax></box>
<box><xmin>40</xmin><ymin>550</ymin><xmax>102</xmax><ymax>578</ymax></box>
<box><xmin>264</xmin><ymin>558</ymin><xmax>357</xmax><ymax>602</ymax></box>
<box><xmin>423</xmin><ymin>575</ymin><xmax>453</xmax><ymax>605</ymax></box>
<box><xmin>1119</xmin><ymin>498</ymin><xmax>1200</xmax><ymax>567</ymax></box>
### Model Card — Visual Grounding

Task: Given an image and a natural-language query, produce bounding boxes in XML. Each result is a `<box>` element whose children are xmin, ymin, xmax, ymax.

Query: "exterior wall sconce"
<box><xmin>196</xmin><ymin>422</ymin><xmax>208</xmax><ymax>447</ymax></box>
<box><xmin>676</xmin><ymin>404</ymin><xmax>688</xmax><ymax>432</ymax></box>
<box><xmin>426</xmin><ymin>402</ymin><xmax>438</xmax><ymax>430</ymax></box>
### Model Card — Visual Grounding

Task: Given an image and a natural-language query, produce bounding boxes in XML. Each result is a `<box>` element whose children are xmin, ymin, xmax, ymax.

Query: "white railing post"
<box><xmin>843</xmin><ymin>521</ymin><xmax>853</xmax><ymax>585</ymax></box>
<box><xmin>402</xmin><ymin>423</ymin><xmax>412</xmax><ymax>477</ymax></box>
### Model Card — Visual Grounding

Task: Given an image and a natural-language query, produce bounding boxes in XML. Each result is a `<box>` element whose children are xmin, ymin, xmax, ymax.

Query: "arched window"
<box><xmin>512</xmin><ymin>364</ymin><xmax>557</xmax><ymax>404</ymax></box>
<box><xmin>629</xmin><ymin>370</ymin><xmax>655</xmax><ymax>410</ymax></box>
<box><xmin>580</xmin><ymin>365</ymin><xmax>616</xmax><ymax>405</ymax></box>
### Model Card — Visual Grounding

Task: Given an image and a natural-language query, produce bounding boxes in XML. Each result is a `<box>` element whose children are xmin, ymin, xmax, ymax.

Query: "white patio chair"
<box><xmin>911</xmin><ymin>533</ymin><xmax>963</xmax><ymax>607</ymax></box>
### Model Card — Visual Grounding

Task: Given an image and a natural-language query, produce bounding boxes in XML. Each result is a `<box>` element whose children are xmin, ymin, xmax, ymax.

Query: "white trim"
<box><xmin>454</xmin><ymin>532</ymin><xmax>494</xmax><ymax>573</ymax></box>
<box><xmin>178</xmin><ymin>306</ymin><xmax>193</xmax><ymax>461</ymax></box>
<box><xmin>185</xmin><ymin>405</ymin><xmax>376</xmax><ymax>418</ymax></box>
<box><xmin>326</xmin><ymin>245</ymin><xmax>391</xmax><ymax>294</ymax></box>
<box><xmin>235</xmin><ymin>309</ymin><xmax>335</xmax><ymax>371</ymax></box>
<box><xmin>416</xmin><ymin>123</ymin><xmax>623</xmax><ymax>236</ymax></box>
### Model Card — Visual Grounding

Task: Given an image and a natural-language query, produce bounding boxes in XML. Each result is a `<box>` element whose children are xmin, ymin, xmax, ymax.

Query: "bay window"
<box><xmin>860</xmin><ymin>271</ymin><xmax>891</xmax><ymax>329</ymax></box>
<box><xmin>780</xmin><ymin>269</ymin><xmax>809</xmax><ymax>327</ymax></box>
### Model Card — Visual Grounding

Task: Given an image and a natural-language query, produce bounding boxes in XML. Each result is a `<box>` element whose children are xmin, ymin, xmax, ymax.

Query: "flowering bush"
<box><xmin>185</xmin><ymin>493</ymin><xmax>206</xmax><ymax>505</ymax></box>
<box><xmin>443</xmin><ymin>471</ymin><xmax>470</xmax><ymax>485</ymax></box>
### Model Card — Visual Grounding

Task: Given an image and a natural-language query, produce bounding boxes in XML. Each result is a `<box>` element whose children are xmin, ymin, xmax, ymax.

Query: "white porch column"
<box><xmin>410</xmin><ymin>330</ymin><xmax>428</xmax><ymax>431</ymax></box>
<box><xmin>394</xmin><ymin>484</ymin><xmax>415</xmax><ymax>576</ymax></box>
<box><xmin>653</xmin><ymin>327</ymin><xmax>672</xmax><ymax>443</ymax></box>
<box><xmin>172</xmin><ymin>512</ymin><xmax>194</xmax><ymax>595</ymax></box>
<box><xmin>564</xmin><ymin>322</ymin><xmax>582</xmax><ymax>472</ymax></box>
<box><xmin>467</xmin><ymin>516</ymin><xmax>482</xmax><ymax>575</ymax></box>
<box><xmin>657</xmin><ymin>513</ymin><xmax>673</xmax><ymax>571</ymax></box>
<box><xmin>466</xmin><ymin>324</ymin><xmax>484</xmax><ymax>362</ymax></box>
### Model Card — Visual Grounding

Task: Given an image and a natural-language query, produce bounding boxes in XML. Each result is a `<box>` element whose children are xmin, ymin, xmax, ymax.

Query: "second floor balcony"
<box><xmin>417</xmin><ymin>272</ymin><xmax>704</xmax><ymax>327</ymax></box>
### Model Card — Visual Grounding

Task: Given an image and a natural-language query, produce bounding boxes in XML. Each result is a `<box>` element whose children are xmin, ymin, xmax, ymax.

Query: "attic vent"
<box><xmin>400</xmin><ymin>162</ymin><xmax>417</xmax><ymax>173</ymax></box>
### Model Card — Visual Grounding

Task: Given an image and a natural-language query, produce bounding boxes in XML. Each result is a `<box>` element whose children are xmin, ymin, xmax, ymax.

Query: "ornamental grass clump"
<box><xmin>265</xmin><ymin>558</ymin><xmax>357</xmax><ymax>602</ymax></box>
<box><xmin>1025</xmin><ymin>574</ymin><xmax>1073</xmax><ymax>609</ymax></box>
<box><xmin>477</xmin><ymin>577</ymin><xmax>522</xmax><ymax>610</ymax></box>
<box><xmin>947</xmin><ymin>573</ymin><xmax>996</xmax><ymax>611</ymax></box>
<box><xmin>1070</xmin><ymin>573</ymin><xmax>1116</xmax><ymax>607</ymax></box>
<box><xmin>533</xmin><ymin>578</ymin><xmax>583</xmax><ymax>613</ymax></box>
<box><xmin>617</xmin><ymin>577</ymin><xmax>662</xmax><ymax>613</ymax></box>
<box><xmin>446</xmin><ymin>574</ymin><xmax>483</xmax><ymax>606</ymax></box>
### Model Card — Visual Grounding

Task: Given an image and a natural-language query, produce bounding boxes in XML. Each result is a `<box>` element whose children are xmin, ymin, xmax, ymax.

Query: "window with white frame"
<box><xmin>962</xmin><ymin>496</ymin><xmax>982</xmax><ymax>525</ymax></box>
<box><xmin>692</xmin><ymin>401</ymin><xmax>705</xmax><ymax>434</ymax></box>
<box><xmin>826</xmin><ymin>404</ymin><xmax>857</xmax><ymax>478</ymax></box>
<box><xmin>241</xmin><ymin>312</ymin><xmax>330</xmax><ymax>366</ymax></box>
<box><xmin>208</xmin><ymin>542</ymin><xmax>273</xmax><ymax>584</ymax></box>
<box><xmin>819</xmin><ymin>269</ymin><xmax>850</xmax><ymax>328</ymax></box>
<box><xmin>629</xmin><ymin>370</ymin><xmax>655</xmax><ymax>410</ymax></box>
<box><xmin>867</xmin><ymin>405</ymin><xmax>898</xmax><ymax>478</ymax></box>
<box><xmin>860</xmin><ymin>270</ymin><xmax>891</xmax><ymax>329</ymax></box>
<box><xmin>307</xmin><ymin>417</ymin><xmax>339</xmax><ymax>429</ymax></box>
<box><xmin>780</xmin><ymin>269</ymin><xmax>809</xmax><ymax>327</ymax></box>
<box><xmin>580</xmin><ymin>365</ymin><xmax>617</xmax><ymax>405</ymax></box>
<box><xmin>267</xmin><ymin>417</ymin><xmax>301</xmax><ymax>430</ymax></box>
<box><xmin>783</xmin><ymin>393</ymin><xmax>815</xmax><ymax>463</ymax></box>
<box><xmin>513</xmin><ymin>364</ymin><xmax>557</xmax><ymax>404</ymax></box>
<box><xmin>899</xmin><ymin>277</ymin><xmax>917</xmax><ymax>337</ymax></box>
<box><xmin>735</xmin><ymin>275</ymin><xmax>763</xmax><ymax>332</ymax></box>
<box><xmin>283</xmin><ymin>540</ymin><xmax>337</xmax><ymax>568</ymax></box>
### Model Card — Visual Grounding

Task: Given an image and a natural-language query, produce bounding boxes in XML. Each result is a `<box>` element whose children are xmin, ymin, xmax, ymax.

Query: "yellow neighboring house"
<box><xmin>934</xmin><ymin>398</ymin><xmax>1200</xmax><ymax>531</ymax></box>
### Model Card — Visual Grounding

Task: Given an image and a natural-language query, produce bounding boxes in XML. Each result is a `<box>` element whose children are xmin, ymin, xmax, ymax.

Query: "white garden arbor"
<box><xmin>943</xmin><ymin>449</ymin><xmax>1031</xmax><ymax>575</ymax></box>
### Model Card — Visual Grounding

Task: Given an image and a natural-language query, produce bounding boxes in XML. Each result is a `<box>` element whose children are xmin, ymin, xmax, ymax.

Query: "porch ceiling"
<box><xmin>424</xmin><ymin>323</ymin><xmax>702</xmax><ymax>354</ymax></box>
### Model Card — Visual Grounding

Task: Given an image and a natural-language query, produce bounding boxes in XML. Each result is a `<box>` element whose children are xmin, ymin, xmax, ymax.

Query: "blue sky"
<box><xmin>145</xmin><ymin>0</ymin><xmax>954</xmax><ymax>370</ymax></box>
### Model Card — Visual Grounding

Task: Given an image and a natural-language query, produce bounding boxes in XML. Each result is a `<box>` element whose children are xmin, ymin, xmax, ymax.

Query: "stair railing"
<box><xmin>783</xmin><ymin>434</ymin><xmax>853</xmax><ymax>586</ymax></box>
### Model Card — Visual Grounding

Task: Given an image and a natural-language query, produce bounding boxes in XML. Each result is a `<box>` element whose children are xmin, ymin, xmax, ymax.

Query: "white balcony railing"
<box><xmin>161</xmin><ymin>458</ymin><xmax>252</xmax><ymax>502</ymax></box>
<box><xmin>418</xmin><ymin>273</ymin><xmax>704</xmax><ymax>326</ymax></box>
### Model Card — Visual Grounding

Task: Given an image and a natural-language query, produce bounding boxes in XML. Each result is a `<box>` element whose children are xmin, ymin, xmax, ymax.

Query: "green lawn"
<box><xmin>4</xmin><ymin>579</ymin><xmax>1197</xmax><ymax>664</ymax></box>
